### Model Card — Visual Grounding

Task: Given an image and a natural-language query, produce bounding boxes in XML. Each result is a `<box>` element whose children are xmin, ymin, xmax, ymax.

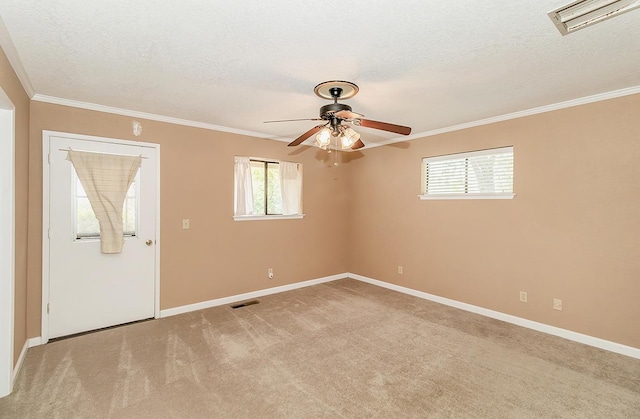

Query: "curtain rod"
<box><xmin>59</xmin><ymin>148</ymin><xmax>148</xmax><ymax>159</ymax></box>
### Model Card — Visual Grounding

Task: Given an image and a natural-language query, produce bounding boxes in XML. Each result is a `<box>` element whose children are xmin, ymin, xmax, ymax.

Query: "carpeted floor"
<box><xmin>1</xmin><ymin>278</ymin><xmax>639</xmax><ymax>418</ymax></box>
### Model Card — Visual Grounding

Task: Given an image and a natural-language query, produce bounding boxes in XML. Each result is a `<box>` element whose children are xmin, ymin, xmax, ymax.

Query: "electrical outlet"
<box><xmin>182</xmin><ymin>219</ymin><xmax>190</xmax><ymax>229</ymax></box>
<box><xmin>553</xmin><ymin>298</ymin><xmax>563</xmax><ymax>311</ymax></box>
<box><xmin>268</xmin><ymin>268</ymin><xmax>274</xmax><ymax>279</ymax></box>
<box><xmin>397</xmin><ymin>266</ymin><xmax>403</xmax><ymax>274</ymax></box>
<box><xmin>519</xmin><ymin>291</ymin><xmax>528</xmax><ymax>303</ymax></box>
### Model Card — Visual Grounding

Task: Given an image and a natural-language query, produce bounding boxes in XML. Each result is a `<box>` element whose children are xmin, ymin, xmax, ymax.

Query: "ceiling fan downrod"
<box><xmin>329</xmin><ymin>87</ymin><xmax>343</xmax><ymax>103</ymax></box>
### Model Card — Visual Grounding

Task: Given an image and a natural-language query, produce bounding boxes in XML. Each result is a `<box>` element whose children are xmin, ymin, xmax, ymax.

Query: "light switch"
<box><xmin>182</xmin><ymin>219</ymin><xmax>190</xmax><ymax>229</ymax></box>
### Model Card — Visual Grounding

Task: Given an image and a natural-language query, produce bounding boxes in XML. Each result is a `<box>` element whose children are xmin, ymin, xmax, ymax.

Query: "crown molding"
<box><xmin>2</xmin><ymin>10</ymin><xmax>638</xmax><ymax>145</ymax></box>
<box><xmin>27</xmin><ymin>83</ymin><xmax>640</xmax><ymax>146</ymax></box>
<box><xmin>31</xmin><ymin>94</ymin><xmax>290</xmax><ymax>142</ymax></box>
<box><xmin>0</xmin><ymin>16</ymin><xmax>35</xmax><ymax>98</ymax></box>
<box><xmin>370</xmin><ymin>85</ymin><xmax>640</xmax><ymax>148</ymax></box>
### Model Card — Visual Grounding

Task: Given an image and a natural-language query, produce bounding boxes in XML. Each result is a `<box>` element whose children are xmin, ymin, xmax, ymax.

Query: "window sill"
<box><xmin>418</xmin><ymin>193</ymin><xmax>515</xmax><ymax>200</ymax></box>
<box><xmin>233</xmin><ymin>214</ymin><xmax>305</xmax><ymax>221</ymax></box>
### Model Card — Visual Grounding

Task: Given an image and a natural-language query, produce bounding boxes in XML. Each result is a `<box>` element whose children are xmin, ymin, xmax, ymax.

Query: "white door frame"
<box><xmin>0</xmin><ymin>88</ymin><xmax>15</xmax><ymax>397</ymax></box>
<box><xmin>41</xmin><ymin>130</ymin><xmax>161</xmax><ymax>343</ymax></box>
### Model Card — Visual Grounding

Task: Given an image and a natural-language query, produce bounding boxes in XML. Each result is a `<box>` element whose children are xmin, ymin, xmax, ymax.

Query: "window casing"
<box><xmin>233</xmin><ymin>156</ymin><xmax>303</xmax><ymax>221</ymax></box>
<box><xmin>420</xmin><ymin>147</ymin><xmax>514</xmax><ymax>200</ymax></box>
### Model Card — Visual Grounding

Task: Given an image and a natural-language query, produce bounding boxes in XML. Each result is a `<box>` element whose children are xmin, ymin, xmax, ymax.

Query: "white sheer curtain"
<box><xmin>66</xmin><ymin>150</ymin><xmax>142</xmax><ymax>254</ymax></box>
<box><xmin>279</xmin><ymin>161</ymin><xmax>302</xmax><ymax>215</ymax></box>
<box><xmin>234</xmin><ymin>156</ymin><xmax>254</xmax><ymax>215</ymax></box>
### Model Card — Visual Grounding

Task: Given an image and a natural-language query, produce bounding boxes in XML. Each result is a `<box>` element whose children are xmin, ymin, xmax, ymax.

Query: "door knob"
<box><xmin>146</xmin><ymin>239</ymin><xmax>153</xmax><ymax>246</ymax></box>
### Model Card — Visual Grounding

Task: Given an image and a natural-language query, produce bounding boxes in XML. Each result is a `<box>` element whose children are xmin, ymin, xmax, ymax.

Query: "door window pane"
<box><xmin>74</xmin><ymin>171</ymin><xmax>138</xmax><ymax>238</ymax></box>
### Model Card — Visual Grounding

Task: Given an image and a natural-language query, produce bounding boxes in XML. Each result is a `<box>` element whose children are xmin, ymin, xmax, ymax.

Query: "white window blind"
<box><xmin>420</xmin><ymin>147</ymin><xmax>514</xmax><ymax>200</ymax></box>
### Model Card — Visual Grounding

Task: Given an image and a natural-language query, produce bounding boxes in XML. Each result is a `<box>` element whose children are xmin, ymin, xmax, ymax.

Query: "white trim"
<box><xmin>41</xmin><ymin>130</ymin><xmax>161</xmax><ymax>343</ymax></box>
<box><xmin>347</xmin><ymin>273</ymin><xmax>640</xmax><ymax>360</ymax></box>
<box><xmin>43</xmin><ymin>129</ymin><xmax>164</xmax><ymax>149</ymax></box>
<box><xmin>370</xmin><ymin>85</ymin><xmax>640</xmax><ymax>148</ymax></box>
<box><xmin>24</xmin><ymin>86</ymin><xmax>640</xmax><ymax>150</ymax></box>
<box><xmin>11</xmin><ymin>340</ymin><xmax>27</xmax><ymax>386</ymax></box>
<box><xmin>154</xmin><ymin>147</ymin><xmax>161</xmax><ymax>319</ymax></box>
<box><xmin>40</xmin><ymin>134</ymin><xmax>50</xmax><ymax>344</ymax></box>
<box><xmin>245</xmin><ymin>156</ymin><xmax>300</xmax><ymax>164</ymax></box>
<box><xmin>27</xmin><ymin>337</ymin><xmax>42</xmax><ymax>348</ymax></box>
<box><xmin>418</xmin><ymin>193</ymin><xmax>515</xmax><ymax>200</ymax></box>
<box><xmin>0</xmin><ymin>17</ymin><xmax>36</xmax><ymax>98</ymax></box>
<box><xmin>161</xmin><ymin>271</ymin><xmax>640</xmax><ymax>359</ymax></box>
<box><xmin>423</xmin><ymin>146</ymin><xmax>513</xmax><ymax>162</ymax></box>
<box><xmin>233</xmin><ymin>214</ymin><xmax>305</xmax><ymax>221</ymax></box>
<box><xmin>32</xmin><ymin>94</ymin><xmax>290</xmax><ymax>142</ymax></box>
<box><xmin>27</xmin><ymin>270</ymin><xmax>640</xmax><ymax>361</ymax></box>
<box><xmin>0</xmin><ymin>88</ymin><xmax>15</xmax><ymax>398</ymax></box>
<box><xmin>160</xmin><ymin>273</ymin><xmax>346</xmax><ymax>318</ymax></box>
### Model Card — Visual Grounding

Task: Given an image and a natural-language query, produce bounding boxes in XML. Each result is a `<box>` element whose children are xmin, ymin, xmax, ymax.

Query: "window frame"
<box><xmin>72</xmin><ymin>169</ymin><xmax>140</xmax><ymax>240</ymax></box>
<box><xmin>250</xmin><ymin>159</ymin><xmax>283</xmax><ymax>216</ymax></box>
<box><xmin>419</xmin><ymin>146</ymin><xmax>515</xmax><ymax>200</ymax></box>
<box><xmin>233</xmin><ymin>156</ymin><xmax>304</xmax><ymax>221</ymax></box>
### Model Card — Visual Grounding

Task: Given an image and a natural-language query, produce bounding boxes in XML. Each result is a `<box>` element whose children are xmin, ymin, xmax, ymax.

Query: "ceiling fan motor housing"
<box><xmin>320</xmin><ymin>103</ymin><xmax>352</xmax><ymax>119</ymax></box>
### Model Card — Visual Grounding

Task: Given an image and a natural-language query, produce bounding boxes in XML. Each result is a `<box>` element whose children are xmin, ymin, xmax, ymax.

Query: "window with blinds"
<box><xmin>420</xmin><ymin>146</ymin><xmax>514</xmax><ymax>200</ymax></box>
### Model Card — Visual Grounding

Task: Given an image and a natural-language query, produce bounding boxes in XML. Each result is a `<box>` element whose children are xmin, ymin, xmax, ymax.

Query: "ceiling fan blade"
<box><xmin>351</xmin><ymin>139</ymin><xmax>365</xmax><ymax>150</ymax></box>
<box><xmin>356</xmin><ymin>118</ymin><xmax>412</xmax><ymax>135</ymax></box>
<box><xmin>287</xmin><ymin>125</ymin><xmax>325</xmax><ymax>147</ymax></box>
<box><xmin>334</xmin><ymin>110</ymin><xmax>365</xmax><ymax>120</ymax></box>
<box><xmin>264</xmin><ymin>118</ymin><xmax>323</xmax><ymax>123</ymax></box>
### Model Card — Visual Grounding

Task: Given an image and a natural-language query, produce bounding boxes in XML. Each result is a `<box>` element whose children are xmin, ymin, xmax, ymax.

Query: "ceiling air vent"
<box><xmin>548</xmin><ymin>0</ymin><xmax>640</xmax><ymax>35</ymax></box>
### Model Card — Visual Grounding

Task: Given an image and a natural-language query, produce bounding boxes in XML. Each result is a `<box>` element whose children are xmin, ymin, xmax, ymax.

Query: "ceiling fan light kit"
<box><xmin>315</xmin><ymin>127</ymin><xmax>331</xmax><ymax>149</ymax></box>
<box><xmin>340</xmin><ymin>127</ymin><xmax>361</xmax><ymax>149</ymax></box>
<box><xmin>265</xmin><ymin>80</ymin><xmax>411</xmax><ymax>151</ymax></box>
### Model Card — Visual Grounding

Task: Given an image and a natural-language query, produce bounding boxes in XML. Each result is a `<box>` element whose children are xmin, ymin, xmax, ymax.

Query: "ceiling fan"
<box><xmin>265</xmin><ymin>81</ymin><xmax>412</xmax><ymax>151</ymax></box>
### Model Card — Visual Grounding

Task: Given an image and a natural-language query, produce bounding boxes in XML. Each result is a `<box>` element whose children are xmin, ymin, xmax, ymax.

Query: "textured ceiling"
<box><xmin>1</xmin><ymin>1</ymin><xmax>639</xmax><ymax>147</ymax></box>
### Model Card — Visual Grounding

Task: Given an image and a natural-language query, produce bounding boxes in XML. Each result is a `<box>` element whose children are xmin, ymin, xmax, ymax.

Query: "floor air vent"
<box><xmin>231</xmin><ymin>300</ymin><xmax>260</xmax><ymax>309</ymax></box>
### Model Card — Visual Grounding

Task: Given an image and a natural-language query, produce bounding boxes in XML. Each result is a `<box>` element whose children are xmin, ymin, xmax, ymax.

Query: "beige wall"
<box><xmin>0</xmin><ymin>47</ymin><xmax>30</xmax><ymax>364</ymax></box>
<box><xmin>10</xmin><ymin>67</ymin><xmax>640</xmax><ymax>351</ymax></box>
<box><xmin>27</xmin><ymin>102</ymin><xmax>349</xmax><ymax>337</ymax></box>
<box><xmin>348</xmin><ymin>93</ymin><xmax>640</xmax><ymax>348</ymax></box>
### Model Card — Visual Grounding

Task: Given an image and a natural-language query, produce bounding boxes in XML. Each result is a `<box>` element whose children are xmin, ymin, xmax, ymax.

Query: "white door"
<box><xmin>44</xmin><ymin>132</ymin><xmax>159</xmax><ymax>340</ymax></box>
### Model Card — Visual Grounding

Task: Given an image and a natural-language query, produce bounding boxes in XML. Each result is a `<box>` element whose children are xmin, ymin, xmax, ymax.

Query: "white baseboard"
<box><xmin>160</xmin><ymin>273</ymin><xmax>348</xmax><ymax>318</ymax></box>
<box><xmin>27</xmin><ymin>337</ymin><xmax>42</xmax><ymax>348</ymax></box>
<box><xmin>25</xmin><ymin>273</ymin><xmax>640</xmax><ymax>361</ymax></box>
<box><xmin>11</xmin><ymin>340</ymin><xmax>28</xmax><ymax>387</ymax></box>
<box><xmin>348</xmin><ymin>273</ymin><xmax>640</xmax><ymax>360</ymax></box>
